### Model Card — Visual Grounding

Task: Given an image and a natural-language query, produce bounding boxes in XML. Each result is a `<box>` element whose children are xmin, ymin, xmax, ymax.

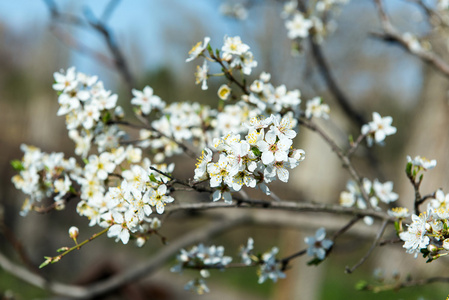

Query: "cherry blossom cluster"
<box><xmin>74</xmin><ymin>152</ymin><xmax>173</xmax><ymax>245</ymax></box>
<box><xmin>340</xmin><ymin>178</ymin><xmax>399</xmax><ymax>225</ymax></box>
<box><xmin>282</xmin><ymin>0</ymin><xmax>350</xmax><ymax>44</ymax></box>
<box><xmin>407</xmin><ymin>155</ymin><xmax>437</xmax><ymax>172</ymax></box>
<box><xmin>11</xmin><ymin>144</ymin><xmax>81</xmax><ymax>216</ymax></box>
<box><xmin>170</xmin><ymin>238</ymin><xmax>288</xmax><ymax>295</ymax></box>
<box><xmin>194</xmin><ymin>114</ymin><xmax>305</xmax><ymax>202</ymax></box>
<box><xmin>170</xmin><ymin>243</ymin><xmax>232</xmax><ymax>294</ymax></box>
<box><xmin>399</xmin><ymin>198</ymin><xmax>449</xmax><ymax>260</ymax></box>
<box><xmin>133</xmin><ymin>88</ymin><xmax>261</xmax><ymax>162</ymax></box>
<box><xmin>245</xmin><ymin>73</ymin><xmax>303</xmax><ymax>115</ymax></box>
<box><xmin>305</xmin><ymin>97</ymin><xmax>330</xmax><ymax>119</ymax></box>
<box><xmin>186</xmin><ymin>35</ymin><xmax>257</xmax><ymax>91</ymax></box>
<box><xmin>238</xmin><ymin>238</ymin><xmax>286</xmax><ymax>284</ymax></box>
<box><xmin>53</xmin><ymin>67</ymin><xmax>125</xmax><ymax>157</ymax></box>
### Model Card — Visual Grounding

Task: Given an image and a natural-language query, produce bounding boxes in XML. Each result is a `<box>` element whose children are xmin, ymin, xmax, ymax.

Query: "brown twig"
<box><xmin>373</xmin><ymin>0</ymin><xmax>449</xmax><ymax>79</ymax></box>
<box><xmin>308</xmin><ymin>38</ymin><xmax>367</xmax><ymax>128</ymax></box>
<box><xmin>298</xmin><ymin>117</ymin><xmax>372</xmax><ymax>208</ymax></box>
<box><xmin>0</xmin><ymin>217</ymin><xmax>39</xmax><ymax>274</ymax></box>
<box><xmin>0</xmin><ymin>215</ymin><xmax>249</xmax><ymax>299</ymax></box>
<box><xmin>345</xmin><ymin>219</ymin><xmax>389</xmax><ymax>273</ymax></box>
<box><xmin>280</xmin><ymin>216</ymin><xmax>362</xmax><ymax>270</ymax></box>
<box><xmin>43</xmin><ymin>0</ymin><xmax>136</xmax><ymax>90</ymax></box>
<box><xmin>362</xmin><ymin>276</ymin><xmax>449</xmax><ymax>292</ymax></box>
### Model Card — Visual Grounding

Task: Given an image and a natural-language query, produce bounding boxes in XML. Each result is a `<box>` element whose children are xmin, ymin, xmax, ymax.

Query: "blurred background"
<box><xmin>1</xmin><ymin>0</ymin><xmax>449</xmax><ymax>299</ymax></box>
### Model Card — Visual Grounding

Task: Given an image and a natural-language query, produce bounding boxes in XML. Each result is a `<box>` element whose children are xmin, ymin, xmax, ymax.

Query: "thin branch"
<box><xmin>108</xmin><ymin>120</ymin><xmax>200</xmax><ymax>159</ymax></box>
<box><xmin>0</xmin><ymin>216</ymin><xmax>39</xmax><ymax>274</ymax></box>
<box><xmin>407</xmin><ymin>0</ymin><xmax>449</xmax><ymax>28</ymax></box>
<box><xmin>379</xmin><ymin>237</ymin><xmax>401</xmax><ymax>246</ymax></box>
<box><xmin>373</xmin><ymin>0</ymin><xmax>449</xmax><ymax>79</ymax></box>
<box><xmin>298</xmin><ymin>117</ymin><xmax>372</xmax><ymax>207</ymax></box>
<box><xmin>345</xmin><ymin>219</ymin><xmax>389</xmax><ymax>273</ymax></box>
<box><xmin>83</xmin><ymin>7</ymin><xmax>136</xmax><ymax>90</ymax></box>
<box><xmin>362</xmin><ymin>276</ymin><xmax>449</xmax><ymax>292</ymax></box>
<box><xmin>166</xmin><ymin>200</ymin><xmax>396</xmax><ymax>222</ymax></box>
<box><xmin>308</xmin><ymin>38</ymin><xmax>366</xmax><ymax>128</ymax></box>
<box><xmin>280</xmin><ymin>216</ymin><xmax>362</xmax><ymax>270</ymax></box>
<box><xmin>0</xmin><ymin>251</ymin><xmax>87</xmax><ymax>297</ymax></box>
<box><xmin>0</xmin><ymin>215</ymin><xmax>250</xmax><ymax>299</ymax></box>
<box><xmin>346</xmin><ymin>133</ymin><xmax>367</xmax><ymax>158</ymax></box>
<box><xmin>101</xmin><ymin>0</ymin><xmax>121</xmax><ymax>22</ymax></box>
<box><xmin>49</xmin><ymin>26</ymin><xmax>115</xmax><ymax>69</ymax></box>
<box><xmin>331</xmin><ymin>216</ymin><xmax>362</xmax><ymax>240</ymax></box>
<box><xmin>43</xmin><ymin>0</ymin><xmax>136</xmax><ymax>90</ymax></box>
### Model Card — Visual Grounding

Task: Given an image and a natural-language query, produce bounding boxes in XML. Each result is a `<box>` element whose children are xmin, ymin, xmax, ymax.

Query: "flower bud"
<box><xmin>55</xmin><ymin>200</ymin><xmax>66</xmax><ymax>211</ymax></box>
<box><xmin>443</xmin><ymin>239</ymin><xmax>449</xmax><ymax>251</ymax></box>
<box><xmin>114</xmin><ymin>106</ymin><xmax>125</xmax><ymax>119</ymax></box>
<box><xmin>136</xmin><ymin>237</ymin><xmax>146</xmax><ymax>248</ymax></box>
<box><xmin>68</xmin><ymin>226</ymin><xmax>79</xmax><ymax>240</ymax></box>
<box><xmin>427</xmin><ymin>244</ymin><xmax>438</xmax><ymax>253</ymax></box>
<box><xmin>151</xmin><ymin>218</ymin><xmax>161</xmax><ymax>230</ymax></box>
<box><xmin>217</xmin><ymin>84</ymin><xmax>231</xmax><ymax>100</ymax></box>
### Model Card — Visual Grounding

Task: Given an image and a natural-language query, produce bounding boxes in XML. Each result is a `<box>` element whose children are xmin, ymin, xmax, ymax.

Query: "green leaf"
<box><xmin>394</xmin><ymin>221</ymin><xmax>400</xmax><ymax>233</ymax></box>
<box><xmin>149</xmin><ymin>173</ymin><xmax>158</xmax><ymax>183</ymax></box>
<box><xmin>83</xmin><ymin>158</ymin><xmax>89</xmax><ymax>165</ymax></box>
<box><xmin>421</xmin><ymin>248</ymin><xmax>430</xmax><ymax>259</ymax></box>
<box><xmin>102</xmin><ymin>111</ymin><xmax>111</xmax><ymax>124</ymax></box>
<box><xmin>306</xmin><ymin>257</ymin><xmax>323</xmax><ymax>266</ymax></box>
<box><xmin>251</xmin><ymin>147</ymin><xmax>261</xmax><ymax>157</ymax></box>
<box><xmin>207</xmin><ymin>44</ymin><xmax>213</xmax><ymax>55</ymax></box>
<box><xmin>405</xmin><ymin>162</ymin><xmax>412</xmax><ymax>177</ymax></box>
<box><xmin>39</xmin><ymin>257</ymin><xmax>52</xmax><ymax>269</ymax></box>
<box><xmin>69</xmin><ymin>186</ymin><xmax>77</xmax><ymax>194</ymax></box>
<box><xmin>355</xmin><ymin>280</ymin><xmax>368</xmax><ymax>291</ymax></box>
<box><xmin>11</xmin><ymin>160</ymin><xmax>25</xmax><ymax>171</ymax></box>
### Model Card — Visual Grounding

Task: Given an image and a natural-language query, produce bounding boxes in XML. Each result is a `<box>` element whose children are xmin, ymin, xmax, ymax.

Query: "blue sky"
<box><xmin>0</xmin><ymin>0</ymin><xmax>249</xmax><ymax>80</ymax></box>
<box><xmin>0</xmin><ymin>0</ymin><xmax>423</xmax><ymax>102</ymax></box>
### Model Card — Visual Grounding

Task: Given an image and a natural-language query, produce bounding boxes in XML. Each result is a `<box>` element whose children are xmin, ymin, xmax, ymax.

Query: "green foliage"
<box><xmin>10</xmin><ymin>160</ymin><xmax>24</xmax><ymax>171</ymax></box>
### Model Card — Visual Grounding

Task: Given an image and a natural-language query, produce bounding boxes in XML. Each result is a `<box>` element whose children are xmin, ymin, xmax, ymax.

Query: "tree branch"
<box><xmin>345</xmin><ymin>219</ymin><xmax>389</xmax><ymax>273</ymax></box>
<box><xmin>372</xmin><ymin>0</ymin><xmax>449</xmax><ymax>79</ymax></box>
<box><xmin>0</xmin><ymin>215</ymin><xmax>250</xmax><ymax>299</ymax></box>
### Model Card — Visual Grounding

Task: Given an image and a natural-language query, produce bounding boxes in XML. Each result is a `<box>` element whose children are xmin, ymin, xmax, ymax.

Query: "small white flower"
<box><xmin>305</xmin><ymin>97</ymin><xmax>330</xmax><ymax>119</ymax></box>
<box><xmin>258</xmin><ymin>247</ymin><xmax>286</xmax><ymax>284</ymax></box>
<box><xmin>285</xmin><ymin>12</ymin><xmax>313</xmax><ymax>39</ymax></box>
<box><xmin>361</xmin><ymin>112</ymin><xmax>397</xmax><ymax>146</ymax></box>
<box><xmin>407</xmin><ymin>155</ymin><xmax>437</xmax><ymax>171</ymax></box>
<box><xmin>149</xmin><ymin>184</ymin><xmax>174</xmax><ymax>214</ymax></box>
<box><xmin>305</xmin><ymin>227</ymin><xmax>333</xmax><ymax>260</ymax></box>
<box><xmin>429</xmin><ymin>189</ymin><xmax>449</xmax><ymax>209</ymax></box>
<box><xmin>239</xmin><ymin>237</ymin><xmax>254</xmax><ymax>265</ymax></box>
<box><xmin>186</xmin><ymin>37</ymin><xmax>210</xmax><ymax>62</ymax></box>
<box><xmin>217</xmin><ymin>84</ymin><xmax>231</xmax><ymax>100</ymax></box>
<box><xmin>399</xmin><ymin>212</ymin><xmax>431</xmax><ymax>257</ymax></box>
<box><xmin>257</xmin><ymin>134</ymin><xmax>292</xmax><ymax>165</ymax></box>
<box><xmin>107</xmin><ymin>212</ymin><xmax>130</xmax><ymax>244</ymax></box>
<box><xmin>53</xmin><ymin>67</ymin><xmax>78</xmax><ymax>92</ymax></box>
<box><xmin>195</xmin><ymin>60</ymin><xmax>209</xmax><ymax>90</ymax></box>
<box><xmin>373</xmin><ymin>179</ymin><xmax>398</xmax><ymax>204</ymax></box>
<box><xmin>388</xmin><ymin>207</ymin><xmax>410</xmax><ymax>218</ymax></box>
<box><xmin>194</xmin><ymin>148</ymin><xmax>213</xmax><ymax>181</ymax></box>
<box><xmin>131</xmin><ymin>86</ymin><xmax>165</xmax><ymax>115</ymax></box>
<box><xmin>222</xmin><ymin>36</ymin><xmax>250</xmax><ymax>56</ymax></box>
